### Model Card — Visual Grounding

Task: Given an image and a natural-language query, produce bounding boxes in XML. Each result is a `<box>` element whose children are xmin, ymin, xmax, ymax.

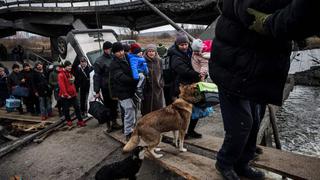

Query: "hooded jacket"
<box><xmin>58</xmin><ymin>68</ymin><xmax>77</xmax><ymax>98</ymax></box>
<box><xmin>93</xmin><ymin>53</ymin><xmax>113</xmax><ymax>93</ymax></box>
<box><xmin>127</xmin><ymin>53</ymin><xmax>149</xmax><ymax>80</ymax></box>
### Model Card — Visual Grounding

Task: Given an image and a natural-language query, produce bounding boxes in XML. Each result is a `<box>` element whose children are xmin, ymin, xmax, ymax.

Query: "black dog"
<box><xmin>95</xmin><ymin>146</ymin><xmax>145</xmax><ymax>180</ymax></box>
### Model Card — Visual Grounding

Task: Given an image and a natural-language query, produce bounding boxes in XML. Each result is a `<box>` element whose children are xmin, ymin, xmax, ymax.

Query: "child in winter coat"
<box><xmin>58</xmin><ymin>60</ymin><xmax>85</xmax><ymax>127</ymax></box>
<box><xmin>191</xmin><ymin>39</ymin><xmax>212</xmax><ymax>81</ymax></box>
<box><xmin>127</xmin><ymin>43</ymin><xmax>149</xmax><ymax>100</ymax></box>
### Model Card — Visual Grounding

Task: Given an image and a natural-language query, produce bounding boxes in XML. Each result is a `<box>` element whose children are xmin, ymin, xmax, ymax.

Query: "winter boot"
<box><xmin>105</xmin><ymin>121</ymin><xmax>112</xmax><ymax>133</ymax></box>
<box><xmin>185</xmin><ymin>119</ymin><xmax>202</xmax><ymax>139</ymax></box>
<box><xmin>41</xmin><ymin>116</ymin><xmax>47</xmax><ymax>121</ymax></box>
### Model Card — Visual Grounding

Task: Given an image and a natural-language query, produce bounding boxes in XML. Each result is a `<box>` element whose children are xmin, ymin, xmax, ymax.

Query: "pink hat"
<box><xmin>202</xmin><ymin>40</ymin><xmax>213</xmax><ymax>53</ymax></box>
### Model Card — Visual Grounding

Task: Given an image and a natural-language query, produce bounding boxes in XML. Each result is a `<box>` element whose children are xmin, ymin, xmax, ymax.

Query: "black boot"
<box><xmin>111</xmin><ymin>119</ymin><xmax>122</xmax><ymax>130</ymax></box>
<box><xmin>215</xmin><ymin>163</ymin><xmax>240</xmax><ymax>180</ymax></box>
<box><xmin>105</xmin><ymin>121</ymin><xmax>112</xmax><ymax>133</ymax></box>
<box><xmin>185</xmin><ymin>119</ymin><xmax>202</xmax><ymax>139</ymax></box>
<box><xmin>235</xmin><ymin>165</ymin><xmax>265</xmax><ymax>180</ymax></box>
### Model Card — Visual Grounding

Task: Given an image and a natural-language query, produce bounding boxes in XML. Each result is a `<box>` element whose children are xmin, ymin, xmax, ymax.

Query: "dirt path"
<box><xmin>0</xmin><ymin>120</ymin><xmax>122</xmax><ymax>180</ymax></box>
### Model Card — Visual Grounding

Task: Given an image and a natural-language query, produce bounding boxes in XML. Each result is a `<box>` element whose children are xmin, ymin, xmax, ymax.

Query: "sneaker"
<box><xmin>234</xmin><ymin>165</ymin><xmax>265</xmax><ymax>180</ymax></box>
<box><xmin>77</xmin><ymin>120</ymin><xmax>86</xmax><ymax>127</ymax></box>
<box><xmin>67</xmin><ymin>120</ymin><xmax>73</xmax><ymax>127</ymax></box>
<box><xmin>215</xmin><ymin>163</ymin><xmax>240</xmax><ymax>180</ymax></box>
<box><xmin>41</xmin><ymin>116</ymin><xmax>47</xmax><ymax>121</ymax></box>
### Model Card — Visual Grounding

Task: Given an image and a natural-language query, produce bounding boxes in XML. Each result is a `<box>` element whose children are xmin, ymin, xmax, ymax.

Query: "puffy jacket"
<box><xmin>58</xmin><ymin>68</ymin><xmax>77</xmax><ymax>98</ymax></box>
<box><xmin>110</xmin><ymin>54</ymin><xmax>138</xmax><ymax>100</ymax></box>
<box><xmin>93</xmin><ymin>53</ymin><xmax>113</xmax><ymax>93</ymax></box>
<box><xmin>127</xmin><ymin>53</ymin><xmax>149</xmax><ymax>80</ymax></box>
<box><xmin>0</xmin><ymin>75</ymin><xmax>8</xmax><ymax>99</ymax></box>
<box><xmin>209</xmin><ymin>0</ymin><xmax>294</xmax><ymax>106</ymax></box>
<box><xmin>167</xmin><ymin>44</ymin><xmax>200</xmax><ymax>97</ymax></box>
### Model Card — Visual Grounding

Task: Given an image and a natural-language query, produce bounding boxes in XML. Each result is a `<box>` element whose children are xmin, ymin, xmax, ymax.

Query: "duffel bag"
<box><xmin>88</xmin><ymin>98</ymin><xmax>110</xmax><ymax>124</ymax></box>
<box><xmin>12</xmin><ymin>85</ymin><xmax>29</xmax><ymax>97</ymax></box>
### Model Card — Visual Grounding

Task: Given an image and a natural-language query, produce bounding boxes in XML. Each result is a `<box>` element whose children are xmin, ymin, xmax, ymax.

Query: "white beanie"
<box><xmin>191</xmin><ymin>39</ymin><xmax>203</xmax><ymax>52</ymax></box>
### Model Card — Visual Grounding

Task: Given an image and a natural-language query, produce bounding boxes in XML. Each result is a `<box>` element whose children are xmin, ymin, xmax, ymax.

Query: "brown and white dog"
<box><xmin>123</xmin><ymin>84</ymin><xmax>200</xmax><ymax>158</ymax></box>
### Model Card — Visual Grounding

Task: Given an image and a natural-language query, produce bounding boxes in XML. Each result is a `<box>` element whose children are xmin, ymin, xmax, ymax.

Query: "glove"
<box><xmin>247</xmin><ymin>8</ymin><xmax>271</xmax><ymax>34</ymax></box>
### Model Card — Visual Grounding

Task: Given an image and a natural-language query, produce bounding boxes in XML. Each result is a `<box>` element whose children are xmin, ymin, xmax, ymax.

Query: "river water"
<box><xmin>276</xmin><ymin>85</ymin><xmax>320</xmax><ymax>157</ymax></box>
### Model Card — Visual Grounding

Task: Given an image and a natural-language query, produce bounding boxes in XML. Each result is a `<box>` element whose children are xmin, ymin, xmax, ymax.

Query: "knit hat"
<box><xmin>64</xmin><ymin>60</ymin><xmax>72</xmax><ymax>67</ymax></box>
<box><xmin>12</xmin><ymin>63</ymin><xmax>20</xmax><ymax>70</ymax></box>
<box><xmin>130</xmin><ymin>43</ymin><xmax>142</xmax><ymax>54</ymax></box>
<box><xmin>103</xmin><ymin>41</ymin><xmax>113</xmax><ymax>50</ymax></box>
<box><xmin>35</xmin><ymin>61</ymin><xmax>43</xmax><ymax>67</ymax></box>
<box><xmin>22</xmin><ymin>63</ymin><xmax>30</xmax><ymax>68</ymax></box>
<box><xmin>145</xmin><ymin>44</ymin><xmax>157</xmax><ymax>52</ymax></box>
<box><xmin>191</xmin><ymin>39</ymin><xmax>203</xmax><ymax>52</ymax></box>
<box><xmin>123</xmin><ymin>43</ymin><xmax>130</xmax><ymax>53</ymax></box>
<box><xmin>112</xmin><ymin>42</ymin><xmax>124</xmax><ymax>53</ymax></box>
<box><xmin>175</xmin><ymin>32</ymin><xmax>189</xmax><ymax>45</ymax></box>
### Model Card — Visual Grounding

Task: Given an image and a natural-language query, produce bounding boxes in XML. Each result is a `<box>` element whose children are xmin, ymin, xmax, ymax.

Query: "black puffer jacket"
<box><xmin>33</xmin><ymin>70</ymin><xmax>51</xmax><ymax>97</ymax></box>
<box><xmin>168</xmin><ymin>44</ymin><xmax>200</xmax><ymax>98</ymax></box>
<box><xmin>210</xmin><ymin>0</ymin><xmax>294</xmax><ymax>106</ymax></box>
<box><xmin>110</xmin><ymin>54</ymin><xmax>138</xmax><ymax>100</ymax></box>
<box><xmin>93</xmin><ymin>53</ymin><xmax>113</xmax><ymax>93</ymax></box>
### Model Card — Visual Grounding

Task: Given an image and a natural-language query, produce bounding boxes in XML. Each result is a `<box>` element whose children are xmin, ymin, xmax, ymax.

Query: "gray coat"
<box><xmin>141</xmin><ymin>55</ymin><xmax>165</xmax><ymax>116</ymax></box>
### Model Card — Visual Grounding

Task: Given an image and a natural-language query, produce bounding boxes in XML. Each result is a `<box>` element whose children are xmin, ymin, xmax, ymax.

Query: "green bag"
<box><xmin>197</xmin><ymin>82</ymin><xmax>218</xmax><ymax>93</ymax></box>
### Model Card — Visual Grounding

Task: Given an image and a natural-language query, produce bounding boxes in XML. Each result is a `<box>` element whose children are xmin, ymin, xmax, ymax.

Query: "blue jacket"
<box><xmin>127</xmin><ymin>53</ymin><xmax>149</xmax><ymax>80</ymax></box>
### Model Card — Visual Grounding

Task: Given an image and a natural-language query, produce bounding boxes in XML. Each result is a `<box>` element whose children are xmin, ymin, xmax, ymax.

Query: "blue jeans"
<box><xmin>39</xmin><ymin>96</ymin><xmax>52</xmax><ymax>116</ymax></box>
<box><xmin>216</xmin><ymin>88</ymin><xmax>261</xmax><ymax>170</ymax></box>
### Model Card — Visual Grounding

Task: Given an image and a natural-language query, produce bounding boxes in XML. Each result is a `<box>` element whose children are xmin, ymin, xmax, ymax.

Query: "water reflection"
<box><xmin>276</xmin><ymin>86</ymin><xmax>320</xmax><ymax>157</ymax></box>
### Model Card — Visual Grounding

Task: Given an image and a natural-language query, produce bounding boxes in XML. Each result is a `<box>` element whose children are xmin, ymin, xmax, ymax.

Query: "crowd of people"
<box><xmin>0</xmin><ymin>34</ymin><xmax>211</xmax><ymax>135</ymax></box>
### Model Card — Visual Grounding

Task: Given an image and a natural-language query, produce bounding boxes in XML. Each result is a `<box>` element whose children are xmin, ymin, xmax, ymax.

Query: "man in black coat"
<box><xmin>210</xmin><ymin>0</ymin><xmax>320</xmax><ymax>179</ymax></box>
<box><xmin>94</xmin><ymin>41</ymin><xmax>121</xmax><ymax>133</ymax></box>
<box><xmin>75</xmin><ymin>57</ymin><xmax>93</xmax><ymax>117</ymax></box>
<box><xmin>109</xmin><ymin>42</ymin><xmax>138</xmax><ymax>140</ymax></box>
<box><xmin>167</xmin><ymin>33</ymin><xmax>204</xmax><ymax>139</ymax></box>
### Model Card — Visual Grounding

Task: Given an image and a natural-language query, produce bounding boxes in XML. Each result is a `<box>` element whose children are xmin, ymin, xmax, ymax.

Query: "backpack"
<box><xmin>162</xmin><ymin>55</ymin><xmax>175</xmax><ymax>86</ymax></box>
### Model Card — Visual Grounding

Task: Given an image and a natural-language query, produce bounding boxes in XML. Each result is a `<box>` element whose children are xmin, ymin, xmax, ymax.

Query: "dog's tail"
<box><xmin>123</xmin><ymin>128</ymin><xmax>140</xmax><ymax>153</ymax></box>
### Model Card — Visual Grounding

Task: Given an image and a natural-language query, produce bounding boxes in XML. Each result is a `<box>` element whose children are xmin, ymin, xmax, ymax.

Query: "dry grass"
<box><xmin>137</xmin><ymin>36</ymin><xmax>175</xmax><ymax>48</ymax></box>
<box><xmin>0</xmin><ymin>37</ymin><xmax>51</xmax><ymax>54</ymax></box>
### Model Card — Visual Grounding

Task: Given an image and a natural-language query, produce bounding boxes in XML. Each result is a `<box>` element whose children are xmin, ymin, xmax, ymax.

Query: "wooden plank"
<box><xmin>108</xmin><ymin>130</ymin><xmax>223</xmax><ymax>180</ymax></box>
<box><xmin>164</xmin><ymin>134</ymin><xmax>320</xmax><ymax>180</ymax></box>
<box><xmin>0</xmin><ymin>108</ymin><xmax>59</xmax><ymax>124</ymax></box>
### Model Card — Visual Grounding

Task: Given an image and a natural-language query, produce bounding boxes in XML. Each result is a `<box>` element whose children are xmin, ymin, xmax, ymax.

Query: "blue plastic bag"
<box><xmin>191</xmin><ymin>106</ymin><xmax>214</xmax><ymax>120</ymax></box>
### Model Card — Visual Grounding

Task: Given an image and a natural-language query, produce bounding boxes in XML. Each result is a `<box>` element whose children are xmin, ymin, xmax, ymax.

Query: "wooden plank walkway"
<box><xmin>164</xmin><ymin>134</ymin><xmax>320</xmax><ymax>180</ymax></box>
<box><xmin>108</xmin><ymin>130</ymin><xmax>223</xmax><ymax>180</ymax></box>
<box><xmin>0</xmin><ymin>108</ymin><xmax>58</xmax><ymax>124</ymax></box>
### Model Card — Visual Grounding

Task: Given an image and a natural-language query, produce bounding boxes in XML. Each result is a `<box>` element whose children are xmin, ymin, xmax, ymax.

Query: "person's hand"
<box><xmin>35</xmin><ymin>92</ymin><xmax>39</xmax><ymax>97</ymax></box>
<box><xmin>21</xmin><ymin>78</ymin><xmax>25</xmax><ymax>83</ymax></box>
<box><xmin>67</xmin><ymin>95</ymin><xmax>72</xmax><ymax>99</ymax></box>
<box><xmin>247</xmin><ymin>8</ymin><xmax>271</xmax><ymax>34</ymax></box>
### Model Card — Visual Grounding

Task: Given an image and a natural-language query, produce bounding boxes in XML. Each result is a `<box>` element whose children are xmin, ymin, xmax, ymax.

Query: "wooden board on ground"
<box><xmin>164</xmin><ymin>133</ymin><xmax>320</xmax><ymax>180</ymax></box>
<box><xmin>0</xmin><ymin>108</ymin><xmax>57</xmax><ymax>123</ymax></box>
<box><xmin>108</xmin><ymin>130</ymin><xmax>222</xmax><ymax>180</ymax></box>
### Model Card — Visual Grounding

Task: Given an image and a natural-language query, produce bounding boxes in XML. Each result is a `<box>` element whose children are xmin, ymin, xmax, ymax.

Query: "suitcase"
<box><xmin>88</xmin><ymin>98</ymin><xmax>110</xmax><ymax>124</ymax></box>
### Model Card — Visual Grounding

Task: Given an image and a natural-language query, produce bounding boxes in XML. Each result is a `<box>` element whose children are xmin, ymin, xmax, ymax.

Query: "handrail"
<box><xmin>27</xmin><ymin>50</ymin><xmax>52</xmax><ymax>64</ymax></box>
<box><xmin>1</xmin><ymin>0</ymin><xmax>139</xmax><ymax>8</ymax></box>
